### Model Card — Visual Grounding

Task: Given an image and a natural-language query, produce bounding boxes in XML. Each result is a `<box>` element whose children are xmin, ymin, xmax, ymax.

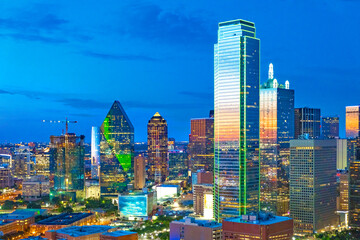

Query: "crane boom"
<box><xmin>42</xmin><ymin>117</ymin><xmax>78</xmax><ymax>135</ymax></box>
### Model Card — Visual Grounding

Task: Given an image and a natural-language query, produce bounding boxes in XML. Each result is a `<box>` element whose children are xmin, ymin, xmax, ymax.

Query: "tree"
<box><xmin>27</xmin><ymin>202</ymin><xmax>41</xmax><ymax>209</ymax></box>
<box><xmin>1</xmin><ymin>200</ymin><xmax>16</xmax><ymax>210</ymax></box>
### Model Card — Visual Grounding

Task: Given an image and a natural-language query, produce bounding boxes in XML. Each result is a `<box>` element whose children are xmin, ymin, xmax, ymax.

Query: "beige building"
<box><xmin>22</xmin><ymin>176</ymin><xmax>50</xmax><ymax>201</ymax></box>
<box><xmin>134</xmin><ymin>155</ymin><xmax>146</xmax><ymax>190</ymax></box>
<box><xmin>45</xmin><ymin>225</ymin><xmax>113</xmax><ymax>240</ymax></box>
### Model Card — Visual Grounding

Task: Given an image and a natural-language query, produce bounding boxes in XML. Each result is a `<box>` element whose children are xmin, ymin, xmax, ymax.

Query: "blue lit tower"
<box><xmin>214</xmin><ymin>19</ymin><xmax>260</xmax><ymax>222</ymax></box>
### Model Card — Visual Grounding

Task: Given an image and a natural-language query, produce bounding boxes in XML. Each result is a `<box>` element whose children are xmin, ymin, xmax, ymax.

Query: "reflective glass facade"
<box><xmin>321</xmin><ymin>116</ymin><xmax>339</xmax><ymax>139</ymax></box>
<box><xmin>50</xmin><ymin>134</ymin><xmax>85</xmax><ymax>191</ymax></box>
<box><xmin>260</xmin><ymin>73</ymin><xmax>294</xmax><ymax>215</ymax></box>
<box><xmin>99</xmin><ymin>101</ymin><xmax>134</xmax><ymax>195</ymax></box>
<box><xmin>91</xmin><ymin>126</ymin><xmax>100</xmax><ymax>180</ymax></box>
<box><xmin>118</xmin><ymin>192</ymin><xmax>156</xmax><ymax>218</ymax></box>
<box><xmin>346</xmin><ymin>106</ymin><xmax>360</xmax><ymax>138</ymax></box>
<box><xmin>214</xmin><ymin>19</ymin><xmax>260</xmax><ymax>222</ymax></box>
<box><xmin>147</xmin><ymin>112</ymin><xmax>168</xmax><ymax>183</ymax></box>
<box><xmin>294</xmin><ymin>107</ymin><xmax>321</xmax><ymax>139</ymax></box>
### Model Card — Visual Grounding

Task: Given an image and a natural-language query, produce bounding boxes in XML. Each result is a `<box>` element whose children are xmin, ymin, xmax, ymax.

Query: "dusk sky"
<box><xmin>1</xmin><ymin>0</ymin><xmax>359</xmax><ymax>143</ymax></box>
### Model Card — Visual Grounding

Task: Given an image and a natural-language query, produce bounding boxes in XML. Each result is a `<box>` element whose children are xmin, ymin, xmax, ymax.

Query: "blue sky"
<box><xmin>0</xmin><ymin>0</ymin><xmax>359</xmax><ymax>142</ymax></box>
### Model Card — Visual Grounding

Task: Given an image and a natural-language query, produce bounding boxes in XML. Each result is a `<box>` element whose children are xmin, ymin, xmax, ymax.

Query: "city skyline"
<box><xmin>1</xmin><ymin>0</ymin><xmax>359</xmax><ymax>144</ymax></box>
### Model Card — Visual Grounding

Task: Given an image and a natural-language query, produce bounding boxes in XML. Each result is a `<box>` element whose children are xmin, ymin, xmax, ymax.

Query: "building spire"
<box><xmin>268</xmin><ymin>63</ymin><xmax>274</xmax><ymax>80</ymax></box>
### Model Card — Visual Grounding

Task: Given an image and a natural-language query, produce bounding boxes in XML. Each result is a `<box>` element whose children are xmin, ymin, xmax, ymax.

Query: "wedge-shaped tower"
<box><xmin>100</xmin><ymin>101</ymin><xmax>134</xmax><ymax>195</ymax></box>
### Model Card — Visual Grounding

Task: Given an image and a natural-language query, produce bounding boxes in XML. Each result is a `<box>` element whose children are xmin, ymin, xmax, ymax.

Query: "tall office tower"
<box><xmin>13</xmin><ymin>146</ymin><xmax>33</xmax><ymax>178</ymax></box>
<box><xmin>294</xmin><ymin>107</ymin><xmax>321</xmax><ymax>139</ymax></box>
<box><xmin>349</xmin><ymin>137</ymin><xmax>360</xmax><ymax>227</ymax></box>
<box><xmin>168</xmin><ymin>138</ymin><xmax>175</xmax><ymax>150</ymax></box>
<box><xmin>168</xmin><ymin>150</ymin><xmax>188</xmax><ymax>179</ymax></box>
<box><xmin>337</xmin><ymin>139</ymin><xmax>348</xmax><ymax>170</ymax></box>
<box><xmin>322</xmin><ymin>116</ymin><xmax>339</xmax><ymax>139</ymax></box>
<box><xmin>260</xmin><ymin>63</ymin><xmax>294</xmax><ymax>215</ymax></box>
<box><xmin>50</xmin><ymin>134</ymin><xmax>85</xmax><ymax>191</ymax></box>
<box><xmin>34</xmin><ymin>151</ymin><xmax>50</xmax><ymax>177</ymax></box>
<box><xmin>91</xmin><ymin>127</ymin><xmax>100</xmax><ymax>180</ymax></box>
<box><xmin>338</xmin><ymin>170</ymin><xmax>349</xmax><ymax>212</ymax></box>
<box><xmin>99</xmin><ymin>101</ymin><xmax>134</xmax><ymax>195</ymax></box>
<box><xmin>214</xmin><ymin>19</ymin><xmax>260</xmax><ymax>222</ymax></box>
<box><xmin>134</xmin><ymin>155</ymin><xmax>146</xmax><ymax>190</ymax></box>
<box><xmin>346</xmin><ymin>106</ymin><xmax>360</xmax><ymax>138</ymax></box>
<box><xmin>290</xmin><ymin>139</ymin><xmax>338</xmax><ymax>236</ymax></box>
<box><xmin>147</xmin><ymin>112</ymin><xmax>168</xmax><ymax>183</ymax></box>
<box><xmin>188</xmin><ymin>118</ymin><xmax>214</xmax><ymax>173</ymax></box>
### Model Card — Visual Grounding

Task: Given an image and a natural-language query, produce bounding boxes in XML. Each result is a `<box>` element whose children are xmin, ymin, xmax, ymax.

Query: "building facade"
<box><xmin>346</xmin><ymin>106</ymin><xmax>360</xmax><ymax>138</ymax></box>
<box><xmin>147</xmin><ymin>112</ymin><xmax>168</xmax><ymax>183</ymax></box>
<box><xmin>99</xmin><ymin>101</ymin><xmax>134</xmax><ymax>195</ymax></box>
<box><xmin>322</xmin><ymin>116</ymin><xmax>339</xmax><ymax>139</ymax></box>
<box><xmin>260</xmin><ymin>63</ymin><xmax>294</xmax><ymax>215</ymax></box>
<box><xmin>214</xmin><ymin>19</ymin><xmax>260</xmax><ymax>221</ymax></box>
<box><xmin>349</xmin><ymin>137</ymin><xmax>360</xmax><ymax>227</ymax></box>
<box><xmin>294</xmin><ymin>107</ymin><xmax>321</xmax><ymax>139</ymax></box>
<box><xmin>134</xmin><ymin>155</ymin><xmax>146</xmax><ymax>190</ymax></box>
<box><xmin>188</xmin><ymin>118</ymin><xmax>214</xmax><ymax>173</ymax></box>
<box><xmin>222</xmin><ymin>214</ymin><xmax>293</xmax><ymax>240</ymax></box>
<box><xmin>193</xmin><ymin>184</ymin><xmax>213</xmax><ymax>219</ymax></box>
<box><xmin>22</xmin><ymin>176</ymin><xmax>50</xmax><ymax>201</ymax></box>
<box><xmin>290</xmin><ymin>139</ymin><xmax>338</xmax><ymax>235</ymax></box>
<box><xmin>170</xmin><ymin>217</ymin><xmax>222</xmax><ymax>240</ymax></box>
<box><xmin>50</xmin><ymin>134</ymin><xmax>85</xmax><ymax>192</ymax></box>
<box><xmin>91</xmin><ymin>126</ymin><xmax>101</xmax><ymax>180</ymax></box>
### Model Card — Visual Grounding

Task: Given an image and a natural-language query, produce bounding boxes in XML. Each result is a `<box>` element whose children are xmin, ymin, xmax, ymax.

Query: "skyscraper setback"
<box><xmin>346</xmin><ymin>106</ymin><xmax>360</xmax><ymax>138</ymax></box>
<box><xmin>147</xmin><ymin>112</ymin><xmax>168</xmax><ymax>183</ymax></box>
<box><xmin>214</xmin><ymin>19</ymin><xmax>260</xmax><ymax>221</ymax></box>
<box><xmin>99</xmin><ymin>101</ymin><xmax>134</xmax><ymax>195</ymax></box>
<box><xmin>260</xmin><ymin>63</ymin><xmax>294</xmax><ymax>215</ymax></box>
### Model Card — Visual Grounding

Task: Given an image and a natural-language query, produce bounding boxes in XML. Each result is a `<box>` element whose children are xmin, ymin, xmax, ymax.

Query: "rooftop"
<box><xmin>101</xmin><ymin>230</ymin><xmax>137</xmax><ymax>237</ymax></box>
<box><xmin>0</xmin><ymin>220</ymin><xmax>15</xmax><ymax>226</ymax></box>
<box><xmin>174</xmin><ymin>217</ymin><xmax>222</xmax><ymax>228</ymax></box>
<box><xmin>0</xmin><ymin>212</ymin><xmax>35</xmax><ymax>220</ymax></box>
<box><xmin>36</xmin><ymin>212</ymin><xmax>93</xmax><ymax>225</ymax></box>
<box><xmin>224</xmin><ymin>213</ymin><xmax>292</xmax><ymax>225</ymax></box>
<box><xmin>54</xmin><ymin>225</ymin><xmax>113</xmax><ymax>237</ymax></box>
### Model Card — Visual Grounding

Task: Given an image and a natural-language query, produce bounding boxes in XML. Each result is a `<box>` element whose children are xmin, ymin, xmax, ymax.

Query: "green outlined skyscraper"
<box><xmin>99</xmin><ymin>100</ymin><xmax>134</xmax><ymax>195</ymax></box>
<box><xmin>214</xmin><ymin>19</ymin><xmax>260</xmax><ymax>222</ymax></box>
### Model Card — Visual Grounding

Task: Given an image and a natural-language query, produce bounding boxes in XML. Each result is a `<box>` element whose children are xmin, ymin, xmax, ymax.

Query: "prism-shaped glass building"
<box><xmin>99</xmin><ymin>101</ymin><xmax>134</xmax><ymax>195</ymax></box>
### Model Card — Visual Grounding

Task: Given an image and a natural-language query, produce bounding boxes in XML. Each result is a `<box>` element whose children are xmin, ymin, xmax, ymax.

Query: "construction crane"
<box><xmin>42</xmin><ymin>118</ymin><xmax>78</xmax><ymax>135</ymax></box>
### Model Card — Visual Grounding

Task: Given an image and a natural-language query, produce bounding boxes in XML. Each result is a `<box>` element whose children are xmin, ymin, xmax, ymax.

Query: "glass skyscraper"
<box><xmin>321</xmin><ymin>116</ymin><xmax>339</xmax><ymax>139</ymax></box>
<box><xmin>214</xmin><ymin>19</ymin><xmax>260</xmax><ymax>222</ymax></box>
<box><xmin>99</xmin><ymin>101</ymin><xmax>134</xmax><ymax>195</ymax></box>
<box><xmin>260</xmin><ymin>63</ymin><xmax>294</xmax><ymax>215</ymax></box>
<box><xmin>147</xmin><ymin>112</ymin><xmax>168</xmax><ymax>183</ymax></box>
<box><xmin>294</xmin><ymin>107</ymin><xmax>321</xmax><ymax>139</ymax></box>
<box><xmin>349</xmin><ymin>137</ymin><xmax>360</xmax><ymax>227</ymax></box>
<box><xmin>50</xmin><ymin>133</ymin><xmax>85</xmax><ymax>191</ymax></box>
<box><xmin>346</xmin><ymin>106</ymin><xmax>360</xmax><ymax>138</ymax></box>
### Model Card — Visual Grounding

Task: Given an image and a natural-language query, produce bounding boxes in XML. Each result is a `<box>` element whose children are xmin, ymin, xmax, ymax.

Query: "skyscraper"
<box><xmin>349</xmin><ymin>137</ymin><xmax>360</xmax><ymax>227</ymax></box>
<box><xmin>99</xmin><ymin>101</ymin><xmax>134</xmax><ymax>195</ymax></box>
<box><xmin>290</xmin><ymin>139</ymin><xmax>338</xmax><ymax>235</ymax></box>
<box><xmin>294</xmin><ymin>107</ymin><xmax>321</xmax><ymax>139</ymax></box>
<box><xmin>346</xmin><ymin>106</ymin><xmax>360</xmax><ymax>138</ymax></box>
<box><xmin>134</xmin><ymin>155</ymin><xmax>146</xmax><ymax>190</ymax></box>
<box><xmin>91</xmin><ymin>126</ymin><xmax>100</xmax><ymax>180</ymax></box>
<box><xmin>147</xmin><ymin>112</ymin><xmax>168</xmax><ymax>183</ymax></box>
<box><xmin>260</xmin><ymin>63</ymin><xmax>294</xmax><ymax>215</ymax></box>
<box><xmin>214</xmin><ymin>19</ymin><xmax>260</xmax><ymax>222</ymax></box>
<box><xmin>321</xmin><ymin>116</ymin><xmax>339</xmax><ymax>139</ymax></box>
<box><xmin>188</xmin><ymin>118</ymin><xmax>214</xmax><ymax>173</ymax></box>
<box><xmin>50</xmin><ymin>133</ymin><xmax>85</xmax><ymax>191</ymax></box>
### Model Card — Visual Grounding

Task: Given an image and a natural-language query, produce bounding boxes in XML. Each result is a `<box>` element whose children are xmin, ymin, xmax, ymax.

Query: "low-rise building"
<box><xmin>0</xmin><ymin>211</ymin><xmax>35</xmax><ymax>232</ymax></box>
<box><xmin>22</xmin><ymin>176</ymin><xmax>50</xmax><ymax>201</ymax></box>
<box><xmin>31</xmin><ymin>212</ymin><xmax>96</xmax><ymax>235</ymax></box>
<box><xmin>45</xmin><ymin>225</ymin><xmax>113</xmax><ymax>240</ymax></box>
<box><xmin>170</xmin><ymin>217</ymin><xmax>222</xmax><ymax>240</ymax></box>
<box><xmin>118</xmin><ymin>191</ymin><xmax>156</xmax><ymax>220</ymax></box>
<box><xmin>222</xmin><ymin>213</ymin><xmax>293</xmax><ymax>240</ymax></box>
<box><xmin>100</xmin><ymin>231</ymin><xmax>138</xmax><ymax>240</ymax></box>
<box><xmin>0</xmin><ymin>220</ymin><xmax>19</xmax><ymax>235</ymax></box>
<box><xmin>156</xmin><ymin>185</ymin><xmax>180</xmax><ymax>201</ymax></box>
